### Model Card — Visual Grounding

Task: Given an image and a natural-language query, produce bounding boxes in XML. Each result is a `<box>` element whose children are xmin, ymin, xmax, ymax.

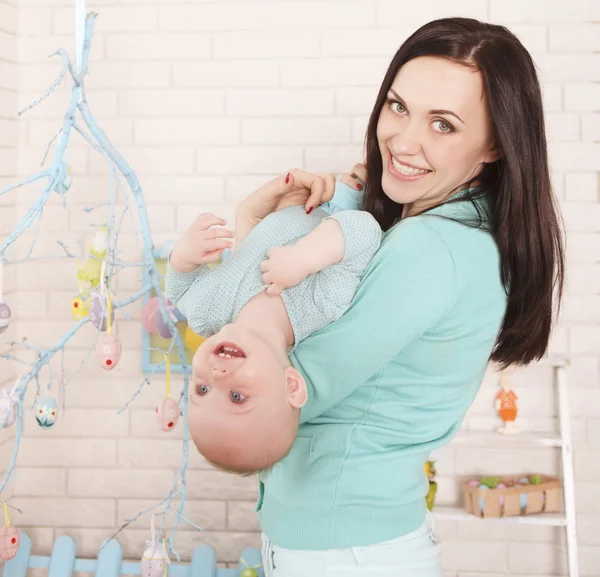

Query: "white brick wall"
<box><xmin>2</xmin><ymin>0</ymin><xmax>599</xmax><ymax>573</ymax></box>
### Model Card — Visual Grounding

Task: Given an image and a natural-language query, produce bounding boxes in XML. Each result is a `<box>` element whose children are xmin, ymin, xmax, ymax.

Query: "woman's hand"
<box><xmin>339</xmin><ymin>163</ymin><xmax>367</xmax><ymax>191</ymax></box>
<box><xmin>235</xmin><ymin>169</ymin><xmax>336</xmax><ymax>245</ymax></box>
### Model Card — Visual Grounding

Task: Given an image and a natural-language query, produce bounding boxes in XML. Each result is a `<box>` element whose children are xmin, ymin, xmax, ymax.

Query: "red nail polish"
<box><xmin>356</xmin><ymin>182</ymin><xmax>363</xmax><ymax>190</ymax></box>
<box><xmin>306</xmin><ymin>207</ymin><xmax>313</xmax><ymax>214</ymax></box>
<box><xmin>285</xmin><ymin>173</ymin><xmax>290</xmax><ymax>184</ymax></box>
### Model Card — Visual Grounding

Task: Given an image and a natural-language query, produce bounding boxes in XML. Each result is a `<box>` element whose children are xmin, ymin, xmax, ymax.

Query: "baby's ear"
<box><xmin>285</xmin><ymin>367</ymin><xmax>308</xmax><ymax>408</ymax></box>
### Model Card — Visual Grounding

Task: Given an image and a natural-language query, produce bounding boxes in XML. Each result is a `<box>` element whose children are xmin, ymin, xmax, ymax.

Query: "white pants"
<box><xmin>261</xmin><ymin>514</ymin><xmax>443</xmax><ymax>577</ymax></box>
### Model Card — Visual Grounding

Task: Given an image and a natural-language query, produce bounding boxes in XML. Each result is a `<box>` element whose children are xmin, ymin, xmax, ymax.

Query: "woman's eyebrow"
<box><xmin>388</xmin><ymin>88</ymin><xmax>466</xmax><ymax>125</ymax></box>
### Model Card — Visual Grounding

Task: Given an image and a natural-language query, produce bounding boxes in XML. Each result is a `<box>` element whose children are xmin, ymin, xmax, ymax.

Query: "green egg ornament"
<box><xmin>241</xmin><ymin>569</ymin><xmax>258</xmax><ymax>577</ymax></box>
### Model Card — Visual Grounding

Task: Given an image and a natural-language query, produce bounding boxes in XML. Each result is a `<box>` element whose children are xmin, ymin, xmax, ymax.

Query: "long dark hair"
<box><xmin>362</xmin><ymin>17</ymin><xmax>565</xmax><ymax>368</ymax></box>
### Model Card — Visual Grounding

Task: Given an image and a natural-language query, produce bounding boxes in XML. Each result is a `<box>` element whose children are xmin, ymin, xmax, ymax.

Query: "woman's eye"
<box><xmin>388</xmin><ymin>99</ymin><xmax>406</xmax><ymax>114</ymax></box>
<box><xmin>229</xmin><ymin>391</ymin><xmax>247</xmax><ymax>404</ymax></box>
<box><xmin>433</xmin><ymin>119</ymin><xmax>454</xmax><ymax>134</ymax></box>
<box><xmin>196</xmin><ymin>383</ymin><xmax>211</xmax><ymax>395</ymax></box>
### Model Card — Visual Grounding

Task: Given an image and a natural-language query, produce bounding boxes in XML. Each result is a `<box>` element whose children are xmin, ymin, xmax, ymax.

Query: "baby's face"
<box><xmin>188</xmin><ymin>323</ymin><xmax>305</xmax><ymax>472</ymax></box>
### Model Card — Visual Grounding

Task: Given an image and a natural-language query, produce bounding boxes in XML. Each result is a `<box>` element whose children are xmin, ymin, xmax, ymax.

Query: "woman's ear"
<box><xmin>483</xmin><ymin>142</ymin><xmax>502</xmax><ymax>163</ymax></box>
<box><xmin>284</xmin><ymin>367</ymin><xmax>308</xmax><ymax>408</ymax></box>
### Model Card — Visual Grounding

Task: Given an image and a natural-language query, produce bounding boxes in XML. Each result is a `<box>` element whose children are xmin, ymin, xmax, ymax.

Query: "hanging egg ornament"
<box><xmin>89</xmin><ymin>291</ymin><xmax>115</xmax><ymax>331</ymax></box>
<box><xmin>0</xmin><ymin>524</ymin><xmax>20</xmax><ymax>561</ymax></box>
<box><xmin>184</xmin><ymin>324</ymin><xmax>205</xmax><ymax>352</ymax></box>
<box><xmin>96</xmin><ymin>333</ymin><xmax>122</xmax><ymax>370</ymax></box>
<box><xmin>0</xmin><ymin>302</ymin><xmax>11</xmax><ymax>335</ymax></box>
<box><xmin>71</xmin><ymin>295</ymin><xmax>90</xmax><ymax>321</ymax></box>
<box><xmin>0</xmin><ymin>391</ymin><xmax>17</xmax><ymax>429</ymax></box>
<box><xmin>141</xmin><ymin>541</ymin><xmax>170</xmax><ymax>577</ymax></box>
<box><xmin>142</xmin><ymin>297</ymin><xmax>160</xmax><ymax>334</ymax></box>
<box><xmin>155</xmin><ymin>301</ymin><xmax>178</xmax><ymax>339</ymax></box>
<box><xmin>156</xmin><ymin>397</ymin><xmax>179</xmax><ymax>432</ymax></box>
<box><xmin>34</xmin><ymin>396</ymin><xmax>58</xmax><ymax>427</ymax></box>
<box><xmin>241</xmin><ymin>569</ymin><xmax>258</xmax><ymax>577</ymax></box>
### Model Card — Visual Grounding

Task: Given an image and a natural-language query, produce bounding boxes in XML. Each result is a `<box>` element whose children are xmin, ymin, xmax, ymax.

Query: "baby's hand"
<box><xmin>260</xmin><ymin>246</ymin><xmax>311</xmax><ymax>296</ymax></box>
<box><xmin>170</xmin><ymin>213</ymin><xmax>233</xmax><ymax>273</ymax></box>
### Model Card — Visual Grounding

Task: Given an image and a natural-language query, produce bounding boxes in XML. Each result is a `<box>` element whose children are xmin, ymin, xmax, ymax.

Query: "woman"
<box><xmin>236</xmin><ymin>17</ymin><xmax>564</xmax><ymax>577</ymax></box>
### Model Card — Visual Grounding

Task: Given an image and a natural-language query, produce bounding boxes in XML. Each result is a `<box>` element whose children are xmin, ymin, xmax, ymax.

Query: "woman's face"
<box><xmin>376</xmin><ymin>56</ymin><xmax>499</xmax><ymax>217</ymax></box>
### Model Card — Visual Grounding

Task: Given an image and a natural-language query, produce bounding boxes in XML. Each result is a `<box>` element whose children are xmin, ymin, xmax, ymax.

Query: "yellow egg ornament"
<box><xmin>184</xmin><ymin>325</ymin><xmax>205</xmax><ymax>353</ymax></box>
<box><xmin>240</xmin><ymin>569</ymin><xmax>258</xmax><ymax>577</ymax></box>
<box><xmin>71</xmin><ymin>295</ymin><xmax>90</xmax><ymax>321</ymax></box>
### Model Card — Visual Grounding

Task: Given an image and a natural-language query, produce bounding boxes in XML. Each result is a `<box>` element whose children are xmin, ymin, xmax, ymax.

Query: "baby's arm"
<box><xmin>261</xmin><ymin>210</ymin><xmax>381</xmax><ymax>296</ymax></box>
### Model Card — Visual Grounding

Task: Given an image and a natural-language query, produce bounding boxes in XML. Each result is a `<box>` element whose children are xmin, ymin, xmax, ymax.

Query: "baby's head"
<box><xmin>189</xmin><ymin>323</ymin><xmax>307</xmax><ymax>474</ymax></box>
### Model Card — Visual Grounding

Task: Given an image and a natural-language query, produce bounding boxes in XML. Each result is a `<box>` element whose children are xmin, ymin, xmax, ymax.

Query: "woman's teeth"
<box><xmin>391</xmin><ymin>157</ymin><xmax>429</xmax><ymax>176</ymax></box>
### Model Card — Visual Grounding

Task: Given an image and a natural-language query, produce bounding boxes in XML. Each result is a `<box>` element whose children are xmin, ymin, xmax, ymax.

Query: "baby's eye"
<box><xmin>196</xmin><ymin>383</ymin><xmax>211</xmax><ymax>396</ymax></box>
<box><xmin>229</xmin><ymin>391</ymin><xmax>247</xmax><ymax>404</ymax></box>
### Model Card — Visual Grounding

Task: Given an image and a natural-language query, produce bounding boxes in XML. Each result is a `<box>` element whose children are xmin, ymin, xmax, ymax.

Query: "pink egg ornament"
<box><xmin>0</xmin><ymin>524</ymin><xmax>20</xmax><ymax>561</ymax></box>
<box><xmin>156</xmin><ymin>397</ymin><xmax>180</xmax><ymax>432</ymax></box>
<box><xmin>0</xmin><ymin>302</ymin><xmax>11</xmax><ymax>335</ymax></box>
<box><xmin>142</xmin><ymin>297</ymin><xmax>160</xmax><ymax>334</ymax></box>
<box><xmin>96</xmin><ymin>334</ymin><xmax>122</xmax><ymax>370</ymax></box>
<box><xmin>141</xmin><ymin>540</ymin><xmax>170</xmax><ymax>577</ymax></box>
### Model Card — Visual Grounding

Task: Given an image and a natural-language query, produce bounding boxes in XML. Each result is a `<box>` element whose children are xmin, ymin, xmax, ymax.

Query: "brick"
<box><xmin>567</xmin><ymin>233</ymin><xmax>600</xmax><ymax>263</ymax></box>
<box><xmin>305</xmin><ymin>146</ymin><xmax>364</xmax><ymax>173</ymax></box>
<box><xmin>11</xmin><ymin>497</ymin><xmax>116</xmax><ymax>528</ymax></box>
<box><xmin>24</xmin><ymin>407</ymin><xmax>129</xmax><ymax>437</ymax></box>
<box><xmin>172</xmin><ymin>61</ymin><xmax>278</xmax><ymax>88</ymax></box>
<box><xmin>534</xmin><ymin>54</ymin><xmax>600</xmax><ymax>83</ymax></box>
<box><xmin>227</xmin><ymin>502</ymin><xmax>260</xmax><ymax>531</ymax></box>
<box><xmin>118</xmin><ymin>499</ymin><xmax>226</xmax><ymax>531</ymax></box>
<box><xmin>86</xmin><ymin>62</ymin><xmax>170</xmax><ymax>89</ymax></box>
<box><xmin>134</xmin><ymin>119</ymin><xmax>240</xmax><ymax>146</ymax></box>
<box><xmin>226</xmin><ymin>89</ymin><xmax>334</xmax><ymax>117</ymax></box>
<box><xmin>545</xmin><ymin>112</ymin><xmax>580</xmax><ymax>142</ymax></box>
<box><xmin>509</xmin><ymin>542</ymin><xmax>567</xmax><ymax>575</ymax></box>
<box><xmin>549</xmin><ymin>24</ymin><xmax>600</xmax><ymax>52</ymax></box>
<box><xmin>185</xmin><ymin>470</ymin><xmax>258</xmax><ymax>501</ymax></box>
<box><xmin>106</xmin><ymin>33</ymin><xmax>210</xmax><ymax>61</ymax></box>
<box><xmin>119</xmin><ymin>89</ymin><xmax>225</xmax><ymax>118</ymax></box>
<box><xmin>225</xmin><ymin>175</ymin><xmax>280</xmax><ymax>204</ymax></box>
<box><xmin>158</xmin><ymin>3</ymin><xmax>266</xmax><ymax>32</ymax></box>
<box><xmin>508</xmin><ymin>24</ymin><xmax>548</xmax><ymax>53</ymax></box>
<box><xmin>377</xmin><ymin>0</ymin><xmax>488</xmax><ymax>25</ymax></box>
<box><xmin>242</xmin><ymin>118</ymin><xmax>351</xmax><ymax>146</ymax></box>
<box><xmin>0</xmin><ymin>61</ymin><xmax>17</xmax><ymax>90</ymax></box>
<box><xmin>457</xmin><ymin>521</ymin><xmax>564</xmax><ymax>545</ymax></box>
<box><xmin>68</xmin><ymin>468</ymin><xmax>175</xmax><ymax>498</ymax></box>
<box><xmin>90</xmin><ymin>147</ymin><xmax>194</xmax><ymax>176</ymax></box>
<box><xmin>568</xmin><ymin>356</ymin><xmax>600</xmax><ymax>389</ymax></box>
<box><xmin>336</xmin><ymin>86</ymin><xmax>380</xmax><ymax>115</ymax></box>
<box><xmin>10</xmin><ymin>291</ymin><xmax>47</xmax><ymax>319</ymax></box>
<box><xmin>549</xmin><ymin>143</ymin><xmax>600</xmax><ymax>171</ymax></box>
<box><xmin>18</xmin><ymin>89</ymin><xmax>118</xmax><ymax>119</ymax></box>
<box><xmin>0</xmin><ymin>148</ymin><xmax>16</xmax><ymax>176</ymax></box>
<box><xmin>568</xmin><ymin>263</ymin><xmax>600</xmax><ymax>294</ymax></box>
<box><xmin>282</xmin><ymin>58</ymin><xmax>389</xmax><ymax>87</ymax></box>
<box><xmin>19</xmin><ymin>35</ymin><xmax>104</xmax><ymax>64</ymax></box>
<box><xmin>566</xmin><ymin>173</ymin><xmax>599</xmax><ymax>202</ymax></box>
<box><xmin>118</xmin><ymin>438</ymin><xmax>211</xmax><ymax>469</ymax></box>
<box><xmin>195</xmin><ymin>146</ymin><xmax>302</xmax><ymax>175</ymax></box>
<box><xmin>581</xmin><ymin>546</ymin><xmax>600</xmax><ymax>576</ymax></box>
<box><xmin>54</xmin><ymin>7</ymin><xmax>158</xmax><ymax>34</ymax></box>
<box><xmin>137</xmin><ymin>176</ymin><xmax>224</xmax><ymax>205</ymax></box>
<box><xmin>322</xmin><ymin>28</ymin><xmax>410</xmax><ymax>57</ymax></box>
<box><xmin>570</xmin><ymin>388</ymin><xmax>600</xmax><ymax>417</ymax></box>
<box><xmin>541</xmin><ymin>83</ymin><xmax>562</xmax><ymax>112</ymax></box>
<box><xmin>440</xmin><ymin>540</ymin><xmax>508</xmax><ymax>574</ymax></box>
<box><xmin>577</xmin><ymin>482</ymin><xmax>600</xmax><ymax>514</ymax></box>
<box><xmin>575</xmin><ymin>449</ymin><xmax>600</xmax><ymax>481</ymax></box>
<box><xmin>491</xmin><ymin>0</ymin><xmax>598</xmax><ymax>22</ymax></box>
<box><xmin>18</xmin><ymin>8</ymin><xmax>53</xmax><ymax>35</ymax></box>
<box><xmin>579</xmin><ymin>515</ymin><xmax>600</xmax><ymax>545</ymax></box>
<box><xmin>562</xmin><ymin>294</ymin><xmax>600</xmax><ymax>325</ymax></box>
<box><xmin>13</xmin><ymin>468</ymin><xmax>66</xmax><ymax>496</ymax></box>
<box><xmin>455</xmin><ymin>447</ymin><xmax>560</xmax><ymax>478</ymax></box>
<box><xmin>214</xmin><ymin>31</ymin><xmax>320</xmax><ymax>59</ymax></box>
<box><xmin>589</xmin><ymin>420</ymin><xmax>600</xmax><ymax>447</ymax></box>
<box><xmin>0</xmin><ymin>2</ymin><xmax>17</xmax><ymax>33</ymax></box>
<box><xmin>266</xmin><ymin>1</ymin><xmax>375</xmax><ymax>29</ymax></box>
<box><xmin>19</xmin><ymin>438</ymin><xmax>117</xmax><ymax>467</ymax></box>
<box><xmin>561</xmin><ymin>201</ymin><xmax>600</xmax><ymax>232</ymax></box>
<box><xmin>582</xmin><ymin>113</ymin><xmax>600</xmax><ymax>143</ymax></box>
<box><xmin>0</xmin><ymin>31</ymin><xmax>17</xmax><ymax>62</ymax></box>
<box><xmin>565</xmin><ymin>83</ymin><xmax>600</xmax><ymax>112</ymax></box>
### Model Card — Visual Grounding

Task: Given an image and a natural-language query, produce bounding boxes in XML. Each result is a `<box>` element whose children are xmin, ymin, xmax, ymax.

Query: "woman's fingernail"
<box><xmin>306</xmin><ymin>207</ymin><xmax>313</xmax><ymax>214</ymax></box>
<box><xmin>356</xmin><ymin>182</ymin><xmax>363</xmax><ymax>190</ymax></box>
<box><xmin>285</xmin><ymin>173</ymin><xmax>290</xmax><ymax>184</ymax></box>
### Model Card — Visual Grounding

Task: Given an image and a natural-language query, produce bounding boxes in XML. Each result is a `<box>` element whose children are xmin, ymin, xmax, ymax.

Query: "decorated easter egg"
<box><xmin>142</xmin><ymin>297</ymin><xmax>160</xmax><ymax>334</ymax></box>
<box><xmin>0</xmin><ymin>525</ymin><xmax>20</xmax><ymax>561</ymax></box>
<box><xmin>518</xmin><ymin>477</ymin><xmax>530</xmax><ymax>484</ymax></box>
<box><xmin>71</xmin><ymin>295</ymin><xmax>90</xmax><ymax>321</ymax></box>
<box><xmin>478</xmin><ymin>484</ymin><xmax>489</xmax><ymax>513</ymax></box>
<box><xmin>155</xmin><ymin>303</ymin><xmax>178</xmax><ymax>339</ymax></box>
<box><xmin>520</xmin><ymin>492</ymin><xmax>528</xmax><ymax>510</ymax></box>
<box><xmin>184</xmin><ymin>325</ymin><xmax>205</xmax><ymax>352</ymax></box>
<box><xmin>241</xmin><ymin>569</ymin><xmax>258</xmax><ymax>577</ymax></box>
<box><xmin>0</xmin><ymin>302</ymin><xmax>11</xmax><ymax>335</ymax></box>
<box><xmin>96</xmin><ymin>333</ymin><xmax>122</xmax><ymax>370</ymax></box>
<box><xmin>0</xmin><ymin>391</ymin><xmax>17</xmax><ymax>429</ymax></box>
<box><xmin>34</xmin><ymin>396</ymin><xmax>58</xmax><ymax>428</ymax></box>
<box><xmin>89</xmin><ymin>292</ymin><xmax>115</xmax><ymax>331</ymax></box>
<box><xmin>141</xmin><ymin>541</ymin><xmax>170</xmax><ymax>577</ymax></box>
<box><xmin>156</xmin><ymin>397</ymin><xmax>179</xmax><ymax>432</ymax></box>
<box><xmin>467</xmin><ymin>479</ymin><xmax>479</xmax><ymax>487</ymax></box>
<box><xmin>497</xmin><ymin>483</ymin><xmax>507</xmax><ymax>506</ymax></box>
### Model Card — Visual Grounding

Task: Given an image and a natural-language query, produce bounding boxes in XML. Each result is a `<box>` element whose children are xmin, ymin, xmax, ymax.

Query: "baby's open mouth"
<box><xmin>213</xmin><ymin>342</ymin><xmax>246</xmax><ymax>359</ymax></box>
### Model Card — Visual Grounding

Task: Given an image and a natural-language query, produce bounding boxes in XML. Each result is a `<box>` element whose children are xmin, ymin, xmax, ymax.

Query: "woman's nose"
<box><xmin>391</xmin><ymin>121</ymin><xmax>422</xmax><ymax>156</ymax></box>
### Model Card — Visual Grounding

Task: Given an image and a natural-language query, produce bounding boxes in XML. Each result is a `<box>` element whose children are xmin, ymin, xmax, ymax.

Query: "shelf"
<box><xmin>450</xmin><ymin>430</ymin><xmax>562</xmax><ymax>448</ymax></box>
<box><xmin>432</xmin><ymin>506</ymin><xmax>567</xmax><ymax>526</ymax></box>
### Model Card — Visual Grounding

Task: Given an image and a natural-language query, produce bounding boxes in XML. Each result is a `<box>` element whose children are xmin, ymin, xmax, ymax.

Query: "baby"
<box><xmin>166</xmin><ymin>177</ymin><xmax>379</xmax><ymax>474</ymax></box>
